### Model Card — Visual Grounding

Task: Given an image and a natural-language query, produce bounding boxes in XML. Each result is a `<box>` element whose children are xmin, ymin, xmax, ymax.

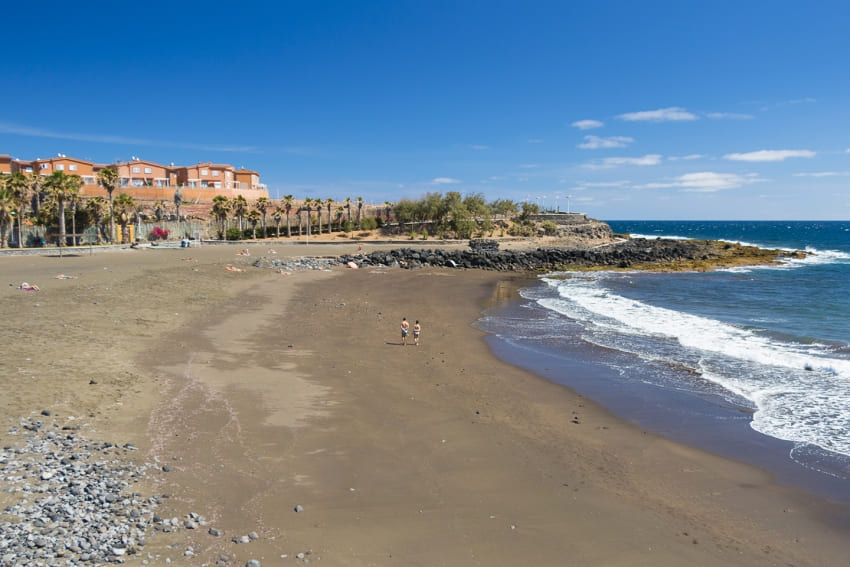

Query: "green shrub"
<box><xmin>360</xmin><ymin>217</ymin><xmax>378</xmax><ymax>230</ymax></box>
<box><xmin>226</xmin><ymin>228</ymin><xmax>242</xmax><ymax>241</ymax></box>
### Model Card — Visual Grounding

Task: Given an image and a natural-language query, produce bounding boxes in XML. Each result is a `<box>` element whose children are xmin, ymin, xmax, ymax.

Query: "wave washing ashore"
<box><xmin>478</xmin><ymin>220</ymin><xmax>850</xmax><ymax>501</ymax></box>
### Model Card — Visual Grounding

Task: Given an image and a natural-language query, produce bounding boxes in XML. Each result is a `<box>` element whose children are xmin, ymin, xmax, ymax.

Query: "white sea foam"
<box><xmin>536</xmin><ymin>273</ymin><xmax>850</xmax><ymax>457</ymax></box>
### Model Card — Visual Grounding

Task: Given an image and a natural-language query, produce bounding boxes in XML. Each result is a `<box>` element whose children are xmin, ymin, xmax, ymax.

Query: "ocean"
<box><xmin>477</xmin><ymin>221</ymin><xmax>850</xmax><ymax>501</ymax></box>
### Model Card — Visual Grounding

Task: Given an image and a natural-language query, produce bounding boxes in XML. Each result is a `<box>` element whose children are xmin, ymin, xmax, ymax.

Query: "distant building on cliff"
<box><xmin>0</xmin><ymin>153</ymin><xmax>268</xmax><ymax>203</ymax></box>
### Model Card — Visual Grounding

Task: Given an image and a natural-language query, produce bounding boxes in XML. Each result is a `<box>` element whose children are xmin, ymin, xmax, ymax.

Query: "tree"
<box><xmin>383</xmin><ymin>201</ymin><xmax>393</xmax><ymax>222</ymax></box>
<box><xmin>282</xmin><ymin>194</ymin><xmax>293</xmax><ymax>237</ymax></box>
<box><xmin>255</xmin><ymin>196</ymin><xmax>269</xmax><ymax>238</ymax></box>
<box><xmin>344</xmin><ymin>197</ymin><xmax>352</xmax><ymax>222</ymax></box>
<box><xmin>42</xmin><ymin>171</ymin><xmax>82</xmax><ymax>247</ymax></box>
<box><xmin>325</xmin><ymin>198</ymin><xmax>334</xmax><ymax>234</ymax></box>
<box><xmin>0</xmin><ymin>181</ymin><xmax>13</xmax><ymax>248</ymax></box>
<box><xmin>112</xmin><ymin>193</ymin><xmax>136</xmax><ymax>243</ymax></box>
<box><xmin>355</xmin><ymin>196</ymin><xmax>364</xmax><ymax>229</ymax></box>
<box><xmin>211</xmin><ymin>195</ymin><xmax>232</xmax><ymax>239</ymax></box>
<box><xmin>232</xmin><ymin>195</ymin><xmax>248</xmax><ymax>232</ymax></box>
<box><xmin>303</xmin><ymin>198</ymin><xmax>313</xmax><ymax>238</ymax></box>
<box><xmin>173</xmin><ymin>188</ymin><xmax>183</xmax><ymax>221</ymax></box>
<box><xmin>96</xmin><ymin>166</ymin><xmax>119</xmax><ymax>243</ymax></box>
<box><xmin>272</xmin><ymin>205</ymin><xmax>283</xmax><ymax>237</ymax></box>
<box><xmin>5</xmin><ymin>173</ymin><xmax>29</xmax><ymax>248</ymax></box>
<box><xmin>314</xmin><ymin>198</ymin><xmax>323</xmax><ymax>235</ymax></box>
<box><xmin>247</xmin><ymin>209</ymin><xmax>261</xmax><ymax>239</ymax></box>
<box><xmin>85</xmin><ymin>196</ymin><xmax>108</xmax><ymax>244</ymax></box>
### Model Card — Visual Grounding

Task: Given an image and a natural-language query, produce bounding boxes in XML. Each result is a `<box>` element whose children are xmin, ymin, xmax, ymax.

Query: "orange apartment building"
<box><xmin>1</xmin><ymin>153</ymin><xmax>268</xmax><ymax>203</ymax></box>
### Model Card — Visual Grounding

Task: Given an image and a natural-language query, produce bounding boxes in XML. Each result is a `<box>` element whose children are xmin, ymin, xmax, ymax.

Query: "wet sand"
<box><xmin>2</xmin><ymin>243</ymin><xmax>850</xmax><ymax>566</ymax></box>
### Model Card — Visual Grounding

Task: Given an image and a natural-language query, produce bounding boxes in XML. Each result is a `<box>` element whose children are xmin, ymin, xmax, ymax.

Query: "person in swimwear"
<box><xmin>413</xmin><ymin>320</ymin><xmax>421</xmax><ymax>346</ymax></box>
<box><xmin>401</xmin><ymin>317</ymin><xmax>410</xmax><ymax>345</ymax></box>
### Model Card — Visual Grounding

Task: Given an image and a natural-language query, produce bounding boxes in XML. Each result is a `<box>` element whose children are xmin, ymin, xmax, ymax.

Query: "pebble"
<box><xmin>1</xmin><ymin>417</ymin><xmax>262</xmax><ymax>565</ymax></box>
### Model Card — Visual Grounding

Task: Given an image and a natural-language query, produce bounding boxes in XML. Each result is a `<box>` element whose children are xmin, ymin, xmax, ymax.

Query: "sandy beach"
<box><xmin>2</xmin><ymin>242</ymin><xmax>850</xmax><ymax>566</ymax></box>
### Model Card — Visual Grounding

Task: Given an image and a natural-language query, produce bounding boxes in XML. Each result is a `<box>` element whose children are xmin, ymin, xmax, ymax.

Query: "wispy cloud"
<box><xmin>668</xmin><ymin>154</ymin><xmax>704</xmax><ymax>161</ymax></box>
<box><xmin>527</xmin><ymin>139</ymin><xmax>543</xmax><ymax>144</ymax></box>
<box><xmin>578</xmin><ymin>135</ymin><xmax>634</xmax><ymax>149</ymax></box>
<box><xmin>0</xmin><ymin>121</ymin><xmax>261</xmax><ymax>153</ymax></box>
<box><xmin>639</xmin><ymin>171</ymin><xmax>764</xmax><ymax>192</ymax></box>
<box><xmin>519</xmin><ymin>164</ymin><xmax>540</xmax><ymax>169</ymax></box>
<box><xmin>793</xmin><ymin>171</ymin><xmax>850</xmax><ymax>178</ymax></box>
<box><xmin>617</xmin><ymin>107</ymin><xmax>698</xmax><ymax>122</ymax></box>
<box><xmin>724</xmin><ymin>149</ymin><xmax>816</xmax><ymax>162</ymax></box>
<box><xmin>571</xmin><ymin>119</ymin><xmax>604</xmax><ymax>130</ymax></box>
<box><xmin>706</xmin><ymin>112</ymin><xmax>754</xmax><ymax>120</ymax></box>
<box><xmin>585</xmin><ymin>154</ymin><xmax>663</xmax><ymax>169</ymax></box>
<box><xmin>431</xmin><ymin>177</ymin><xmax>461</xmax><ymax>185</ymax></box>
<box><xmin>469</xmin><ymin>145</ymin><xmax>489</xmax><ymax>150</ymax></box>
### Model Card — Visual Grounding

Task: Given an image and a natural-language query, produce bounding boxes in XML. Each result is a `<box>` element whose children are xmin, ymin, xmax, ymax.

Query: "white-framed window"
<box><xmin>24</xmin><ymin>167</ymin><xmax>32</xmax><ymax>172</ymax></box>
<box><xmin>214</xmin><ymin>181</ymin><xmax>221</xmax><ymax>188</ymax></box>
<box><xmin>212</xmin><ymin>170</ymin><xmax>220</xmax><ymax>177</ymax></box>
<box><xmin>69</xmin><ymin>164</ymin><xmax>78</xmax><ymax>171</ymax></box>
<box><xmin>201</xmin><ymin>169</ymin><xmax>208</xmax><ymax>176</ymax></box>
<box><xmin>132</xmin><ymin>166</ymin><xmax>140</xmax><ymax>173</ymax></box>
<box><xmin>144</xmin><ymin>167</ymin><xmax>152</xmax><ymax>174</ymax></box>
<box><xmin>56</xmin><ymin>164</ymin><xmax>65</xmax><ymax>170</ymax></box>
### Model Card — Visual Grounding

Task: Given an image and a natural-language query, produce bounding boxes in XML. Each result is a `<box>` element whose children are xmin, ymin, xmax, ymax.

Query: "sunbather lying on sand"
<box><xmin>17</xmin><ymin>282</ymin><xmax>40</xmax><ymax>291</ymax></box>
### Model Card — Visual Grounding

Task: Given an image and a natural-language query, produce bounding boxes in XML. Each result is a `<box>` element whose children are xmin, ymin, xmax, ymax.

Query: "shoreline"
<box><xmin>479</xmin><ymin>284</ymin><xmax>850</xmax><ymax>505</ymax></box>
<box><xmin>2</xmin><ymin>246</ymin><xmax>850</xmax><ymax>565</ymax></box>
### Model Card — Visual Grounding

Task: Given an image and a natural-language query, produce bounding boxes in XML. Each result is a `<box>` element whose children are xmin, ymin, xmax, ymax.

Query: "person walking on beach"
<box><xmin>413</xmin><ymin>320</ymin><xmax>421</xmax><ymax>346</ymax></box>
<box><xmin>401</xmin><ymin>317</ymin><xmax>410</xmax><ymax>345</ymax></box>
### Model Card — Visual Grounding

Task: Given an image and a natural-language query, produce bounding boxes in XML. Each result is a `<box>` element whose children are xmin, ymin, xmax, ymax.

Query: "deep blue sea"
<box><xmin>477</xmin><ymin>221</ymin><xmax>850</xmax><ymax>499</ymax></box>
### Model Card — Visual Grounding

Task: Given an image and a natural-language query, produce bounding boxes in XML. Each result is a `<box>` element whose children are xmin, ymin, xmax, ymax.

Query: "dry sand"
<box><xmin>2</xmin><ymin>242</ymin><xmax>850</xmax><ymax>566</ymax></box>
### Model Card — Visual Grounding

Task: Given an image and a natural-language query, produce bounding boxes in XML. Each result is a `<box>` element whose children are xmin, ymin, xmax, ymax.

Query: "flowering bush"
<box><xmin>148</xmin><ymin>226</ymin><xmax>171</xmax><ymax>241</ymax></box>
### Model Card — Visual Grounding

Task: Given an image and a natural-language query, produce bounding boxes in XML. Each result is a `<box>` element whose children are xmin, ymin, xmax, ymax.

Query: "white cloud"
<box><xmin>0</xmin><ymin>121</ymin><xmax>260</xmax><ymax>153</ymax></box>
<box><xmin>519</xmin><ymin>164</ymin><xmax>540</xmax><ymax>169</ymax></box>
<box><xmin>585</xmin><ymin>154</ymin><xmax>663</xmax><ymax>169</ymax></box>
<box><xmin>793</xmin><ymin>171</ymin><xmax>850</xmax><ymax>178</ymax></box>
<box><xmin>616</xmin><ymin>107</ymin><xmax>698</xmax><ymax>122</ymax></box>
<box><xmin>571</xmin><ymin>119</ymin><xmax>604</xmax><ymax>130</ymax></box>
<box><xmin>527</xmin><ymin>139</ymin><xmax>543</xmax><ymax>144</ymax></box>
<box><xmin>578</xmin><ymin>135</ymin><xmax>634</xmax><ymax>149</ymax></box>
<box><xmin>431</xmin><ymin>177</ymin><xmax>461</xmax><ymax>185</ymax></box>
<box><xmin>706</xmin><ymin>112</ymin><xmax>754</xmax><ymax>120</ymax></box>
<box><xmin>668</xmin><ymin>154</ymin><xmax>704</xmax><ymax>161</ymax></box>
<box><xmin>470</xmin><ymin>145</ymin><xmax>489</xmax><ymax>150</ymax></box>
<box><xmin>724</xmin><ymin>149</ymin><xmax>816</xmax><ymax>162</ymax></box>
<box><xmin>640</xmin><ymin>171</ymin><xmax>763</xmax><ymax>192</ymax></box>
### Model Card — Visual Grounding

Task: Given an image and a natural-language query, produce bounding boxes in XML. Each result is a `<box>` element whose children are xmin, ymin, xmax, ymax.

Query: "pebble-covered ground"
<box><xmin>0</xmin><ymin>415</ymin><xmax>277</xmax><ymax>567</ymax></box>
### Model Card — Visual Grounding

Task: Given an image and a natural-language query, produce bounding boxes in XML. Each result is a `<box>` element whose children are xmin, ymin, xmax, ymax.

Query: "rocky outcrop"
<box><xmin>337</xmin><ymin>238</ymin><xmax>797</xmax><ymax>272</ymax></box>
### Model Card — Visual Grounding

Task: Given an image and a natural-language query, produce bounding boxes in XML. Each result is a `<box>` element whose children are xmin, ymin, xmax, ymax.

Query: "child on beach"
<box><xmin>413</xmin><ymin>320</ymin><xmax>421</xmax><ymax>346</ymax></box>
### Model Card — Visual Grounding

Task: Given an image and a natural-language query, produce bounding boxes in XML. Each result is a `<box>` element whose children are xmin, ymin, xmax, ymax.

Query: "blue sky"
<box><xmin>2</xmin><ymin>1</ymin><xmax>849</xmax><ymax>219</ymax></box>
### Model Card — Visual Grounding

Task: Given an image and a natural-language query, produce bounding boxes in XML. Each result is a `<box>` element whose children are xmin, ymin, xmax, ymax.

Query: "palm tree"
<box><xmin>344</xmin><ymin>197</ymin><xmax>352</xmax><ymax>222</ymax></box>
<box><xmin>232</xmin><ymin>195</ymin><xmax>248</xmax><ymax>233</ymax></box>
<box><xmin>247</xmin><ymin>209</ymin><xmax>261</xmax><ymax>239</ymax></box>
<box><xmin>6</xmin><ymin>173</ymin><xmax>30</xmax><ymax>247</ymax></box>
<box><xmin>272</xmin><ymin>205</ymin><xmax>284</xmax><ymax>237</ymax></box>
<box><xmin>325</xmin><ymin>198</ymin><xmax>334</xmax><ymax>234</ymax></box>
<box><xmin>68</xmin><ymin>192</ymin><xmax>81</xmax><ymax>246</ymax></box>
<box><xmin>282</xmin><ymin>194</ymin><xmax>293</xmax><ymax>237</ymax></box>
<box><xmin>356</xmin><ymin>196</ymin><xmax>364</xmax><ymax>229</ymax></box>
<box><xmin>42</xmin><ymin>171</ymin><xmax>82</xmax><ymax>247</ymax></box>
<box><xmin>315</xmin><ymin>199</ymin><xmax>323</xmax><ymax>235</ymax></box>
<box><xmin>112</xmin><ymin>193</ymin><xmax>136</xmax><ymax>243</ymax></box>
<box><xmin>0</xmin><ymin>181</ymin><xmax>13</xmax><ymax>248</ymax></box>
<box><xmin>384</xmin><ymin>201</ymin><xmax>393</xmax><ymax>222</ymax></box>
<box><xmin>85</xmin><ymin>196</ymin><xmax>108</xmax><ymax>244</ymax></box>
<box><xmin>211</xmin><ymin>195</ymin><xmax>232</xmax><ymax>239</ymax></box>
<box><xmin>255</xmin><ymin>196</ymin><xmax>269</xmax><ymax>238</ymax></box>
<box><xmin>336</xmin><ymin>205</ymin><xmax>345</xmax><ymax>231</ymax></box>
<box><xmin>303</xmin><ymin>198</ymin><xmax>313</xmax><ymax>238</ymax></box>
<box><xmin>96</xmin><ymin>166</ymin><xmax>119</xmax><ymax>243</ymax></box>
